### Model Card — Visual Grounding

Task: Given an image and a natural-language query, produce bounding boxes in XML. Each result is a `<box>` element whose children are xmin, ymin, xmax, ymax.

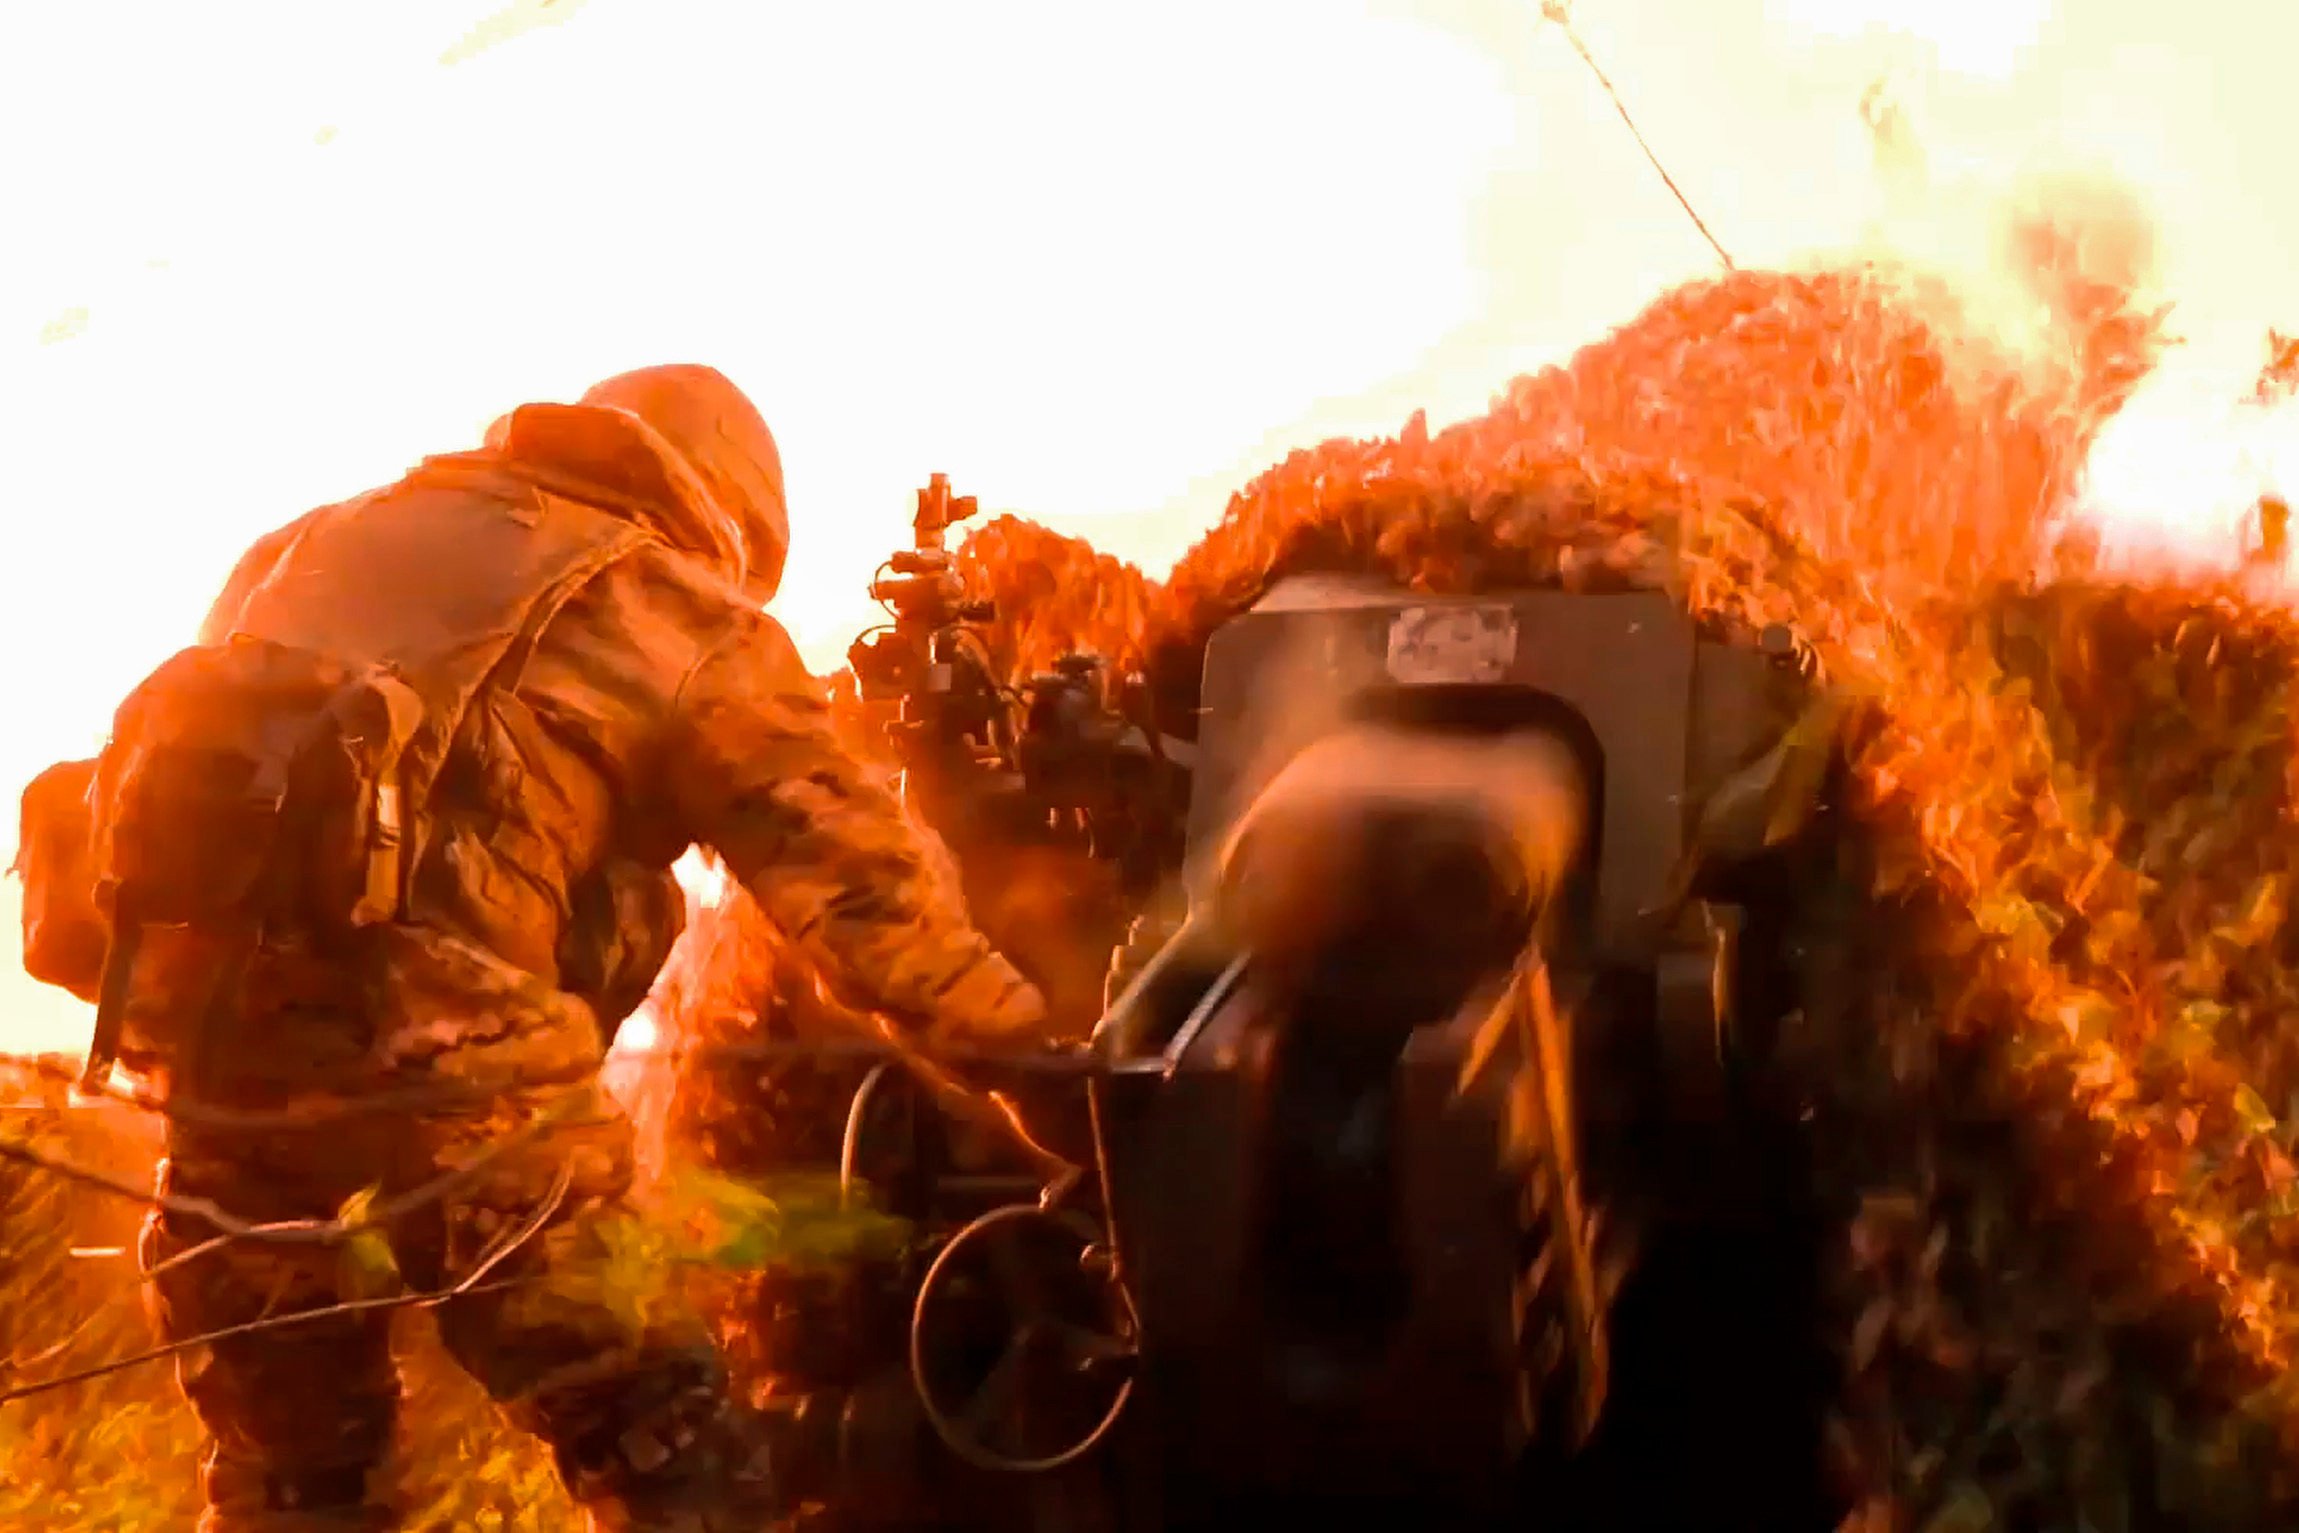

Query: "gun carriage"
<box><xmin>757</xmin><ymin>480</ymin><xmax>1840</xmax><ymax>1530</ymax></box>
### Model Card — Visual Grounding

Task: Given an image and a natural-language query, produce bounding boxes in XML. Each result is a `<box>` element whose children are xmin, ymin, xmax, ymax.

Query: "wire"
<box><xmin>1537</xmin><ymin>1</ymin><xmax>1736</xmax><ymax>272</ymax></box>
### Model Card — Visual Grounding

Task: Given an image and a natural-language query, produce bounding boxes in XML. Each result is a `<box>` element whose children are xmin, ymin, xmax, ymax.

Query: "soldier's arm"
<box><xmin>658</xmin><ymin>609</ymin><xmax>1046</xmax><ymax>1040</ymax></box>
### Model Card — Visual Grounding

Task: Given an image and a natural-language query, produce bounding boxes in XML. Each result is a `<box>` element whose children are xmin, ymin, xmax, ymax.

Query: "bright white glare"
<box><xmin>2077</xmin><ymin>359</ymin><xmax>2298</xmax><ymax>569</ymax></box>
<box><xmin>609</xmin><ymin>1002</ymin><xmax>659</xmax><ymax>1061</ymax></box>
<box><xmin>673</xmin><ymin>847</ymin><xmax>727</xmax><ymax>911</ymax></box>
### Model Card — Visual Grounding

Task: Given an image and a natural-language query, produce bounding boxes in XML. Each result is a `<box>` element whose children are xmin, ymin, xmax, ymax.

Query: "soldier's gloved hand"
<box><xmin>929</xmin><ymin>952</ymin><xmax>1051</xmax><ymax>1047</ymax></box>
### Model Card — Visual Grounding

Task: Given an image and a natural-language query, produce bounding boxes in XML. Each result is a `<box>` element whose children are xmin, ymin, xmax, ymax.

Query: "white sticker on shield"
<box><xmin>1385</xmin><ymin>605</ymin><xmax>1518</xmax><ymax>684</ymax></box>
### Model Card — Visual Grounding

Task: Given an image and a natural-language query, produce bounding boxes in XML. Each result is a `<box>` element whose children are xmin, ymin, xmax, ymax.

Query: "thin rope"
<box><xmin>1538</xmin><ymin>2</ymin><xmax>1737</xmax><ymax>272</ymax></box>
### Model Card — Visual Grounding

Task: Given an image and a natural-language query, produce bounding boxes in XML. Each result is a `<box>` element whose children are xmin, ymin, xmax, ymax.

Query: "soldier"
<box><xmin>20</xmin><ymin>364</ymin><xmax>1048</xmax><ymax>1531</ymax></box>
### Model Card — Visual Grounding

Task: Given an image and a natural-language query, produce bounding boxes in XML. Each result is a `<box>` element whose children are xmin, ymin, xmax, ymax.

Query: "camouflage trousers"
<box><xmin>135</xmin><ymin>932</ymin><xmax>780</xmax><ymax>1533</ymax></box>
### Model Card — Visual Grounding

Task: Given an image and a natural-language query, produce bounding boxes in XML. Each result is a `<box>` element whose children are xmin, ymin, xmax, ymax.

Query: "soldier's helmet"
<box><xmin>578</xmin><ymin>364</ymin><xmax>790</xmax><ymax>604</ymax></box>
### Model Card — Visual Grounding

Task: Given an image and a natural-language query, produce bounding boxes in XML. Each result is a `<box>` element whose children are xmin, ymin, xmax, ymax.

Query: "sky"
<box><xmin>2</xmin><ymin>0</ymin><xmax>2295</xmax><ymax>1057</ymax></box>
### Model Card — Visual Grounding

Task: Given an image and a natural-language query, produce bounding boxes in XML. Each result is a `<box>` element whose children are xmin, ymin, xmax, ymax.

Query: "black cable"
<box><xmin>1539</xmin><ymin>1</ymin><xmax>1736</xmax><ymax>272</ymax></box>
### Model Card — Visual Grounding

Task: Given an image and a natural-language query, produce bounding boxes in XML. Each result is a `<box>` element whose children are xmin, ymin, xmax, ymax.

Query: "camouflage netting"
<box><xmin>663</xmin><ymin>214</ymin><xmax>2299</xmax><ymax>1525</ymax></box>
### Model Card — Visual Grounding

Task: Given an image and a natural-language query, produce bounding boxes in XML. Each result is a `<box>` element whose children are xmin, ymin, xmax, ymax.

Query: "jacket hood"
<box><xmin>465</xmin><ymin>400</ymin><xmax>756</xmax><ymax>591</ymax></box>
<box><xmin>576</xmin><ymin>364</ymin><xmax>788</xmax><ymax>605</ymax></box>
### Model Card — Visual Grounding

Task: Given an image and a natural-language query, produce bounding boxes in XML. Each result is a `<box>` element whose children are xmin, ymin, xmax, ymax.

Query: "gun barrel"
<box><xmin>1211</xmin><ymin>723</ymin><xmax>1588</xmax><ymax>1013</ymax></box>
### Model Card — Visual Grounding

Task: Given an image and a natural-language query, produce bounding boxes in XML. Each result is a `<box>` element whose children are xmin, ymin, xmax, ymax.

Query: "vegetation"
<box><xmin>0</xmin><ymin>1056</ymin><xmax>902</xmax><ymax>1530</ymax></box>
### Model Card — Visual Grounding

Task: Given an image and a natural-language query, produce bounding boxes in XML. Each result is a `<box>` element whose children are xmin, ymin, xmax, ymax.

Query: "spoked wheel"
<box><xmin>909</xmin><ymin>1204</ymin><xmax>1138</xmax><ymax>1474</ymax></box>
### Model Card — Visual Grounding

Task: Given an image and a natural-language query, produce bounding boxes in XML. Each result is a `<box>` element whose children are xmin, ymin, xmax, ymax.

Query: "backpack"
<box><xmin>78</xmin><ymin>474</ymin><xmax>651</xmax><ymax>1088</ymax></box>
<box><xmin>14</xmin><ymin>756</ymin><xmax>107</xmax><ymax>1003</ymax></box>
<box><xmin>89</xmin><ymin>636</ymin><xmax>425</xmax><ymax>936</ymax></box>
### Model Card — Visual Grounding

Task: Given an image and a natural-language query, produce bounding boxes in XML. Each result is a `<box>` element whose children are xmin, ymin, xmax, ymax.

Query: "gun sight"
<box><xmin>915</xmin><ymin>472</ymin><xmax>982</xmax><ymax>551</ymax></box>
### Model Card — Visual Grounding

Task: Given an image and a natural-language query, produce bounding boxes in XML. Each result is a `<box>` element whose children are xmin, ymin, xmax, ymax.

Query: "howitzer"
<box><xmin>1087</xmin><ymin>716</ymin><xmax>1603</xmax><ymax>1519</ymax></box>
<box><xmin>776</xmin><ymin>569</ymin><xmax>1840</xmax><ymax>1529</ymax></box>
<box><xmin>1075</xmin><ymin>579</ymin><xmax>1814</xmax><ymax>1522</ymax></box>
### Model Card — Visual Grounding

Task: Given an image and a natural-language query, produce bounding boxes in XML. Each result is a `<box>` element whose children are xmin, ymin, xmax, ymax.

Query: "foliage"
<box><xmin>0</xmin><ymin>1058</ymin><xmax>905</xmax><ymax>1530</ymax></box>
<box><xmin>513</xmin><ymin>1163</ymin><xmax>908</xmax><ymax>1338</ymax></box>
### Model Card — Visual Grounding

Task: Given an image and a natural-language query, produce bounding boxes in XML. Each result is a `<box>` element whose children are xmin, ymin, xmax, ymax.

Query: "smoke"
<box><xmin>2078</xmin><ymin>342</ymin><xmax>2299</xmax><ymax>575</ymax></box>
<box><xmin>1814</xmin><ymin>68</ymin><xmax>2299</xmax><ymax>588</ymax></box>
<box><xmin>1821</xmin><ymin>26</ymin><xmax>2293</xmax><ymax>582</ymax></box>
